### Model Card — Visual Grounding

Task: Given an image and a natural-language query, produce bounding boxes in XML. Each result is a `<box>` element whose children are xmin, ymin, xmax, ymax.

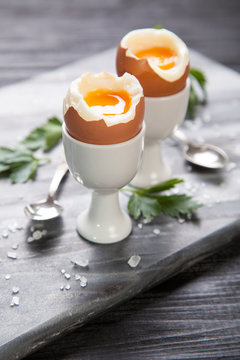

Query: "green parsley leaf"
<box><xmin>154</xmin><ymin>194</ymin><xmax>201</xmax><ymax>218</ymax></box>
<box><xmin>128</xmin><ymin>193</ymin><xmax>162</xmax><ymax>219</ymax></box>
<box><xmin>0</xmin><ymin>163</ymin><xmax>10</xmax><ymax>173</ymax></box>
<box><xmin>187</xmin><ymin>68</ymin><xmax>207</xmax><ymax>118</ymax></box>
<box><xmin>10</xmin><ymin>160</ymin><xmax>39</xmax><ymax>183</ymax></box>
<box><xmin>124</xmin><ymin>178</ymin><xmax>202</xmax><ymax>220</ymax></box>
<box><xmin>0</xmin><ymin>146</ymin><xmax>34</xmax><ymax>164</ymax></box>
<box><xmin>154</xmin><ymin>24</ymin><xmax>163</xmax><ymax>29</ymax></box>
<box><xmin>0</xmin><ymin>116</ymin><xmax>62</xmax><ymax>183</ymax></box>
<box><xmin>21</xmin><ymin>117</ymin><xmax>62</xmax><ymax>152</ymax></box>
<box><xmin>134</xmin><ymin>178</ymin><xmax>184</xmax><ymax>195</ymax></box>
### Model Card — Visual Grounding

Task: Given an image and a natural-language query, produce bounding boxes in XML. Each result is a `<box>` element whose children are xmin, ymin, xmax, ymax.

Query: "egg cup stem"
<box><xmin>77</xmin><ymin>190</ymin><xmax>131</xmax><ymax>244</ymax></box>
<box><xmin>131</xmin><ymin>138</ymin><xmax>171</xmax><ymax>188</ymax></box>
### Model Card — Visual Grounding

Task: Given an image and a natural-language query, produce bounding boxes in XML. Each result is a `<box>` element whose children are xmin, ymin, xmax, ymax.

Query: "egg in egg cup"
<box><xmin>116</xmin><ymin>28</ymin><xmax>190</xmax><ymax>187</ymax></box>
<box><xmin>63</xmin><ymin>72</ymin><xmax>144</xmax><ymax>244</ymax></box>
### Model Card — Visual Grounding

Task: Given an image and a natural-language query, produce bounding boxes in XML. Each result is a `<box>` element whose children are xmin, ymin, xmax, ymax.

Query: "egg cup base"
<box><xmin>131</xmin><ymin>139</ymin><xmax>171</xmax><ymax>188</ymax></box>
<box><xmin>76</xmin><ymin>190</ymin><xmax>132</xmax><ymax>244</ymax></box>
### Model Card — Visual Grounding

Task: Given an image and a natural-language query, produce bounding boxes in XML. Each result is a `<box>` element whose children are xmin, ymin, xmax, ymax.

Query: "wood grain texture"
<box><xmin>0</xmin><ymin>1</ymin><xmax>240</xmax><ymax>359</ymax></box>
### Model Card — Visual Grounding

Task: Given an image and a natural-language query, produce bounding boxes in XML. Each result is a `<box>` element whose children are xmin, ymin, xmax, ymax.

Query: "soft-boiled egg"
<box><xmin>63</xmin><ymin>72</ymin><xmax>144</xmax><ymax>145</ymax></box>
<box><xmin>116</xmin><ymin>28</ymin><xmax>190</xmax><ymax>97</ymax></box>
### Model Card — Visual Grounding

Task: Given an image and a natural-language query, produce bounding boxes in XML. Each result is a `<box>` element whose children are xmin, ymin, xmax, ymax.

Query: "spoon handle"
<box><xmin>173</xmin><ymin>128</ymin><xmax>191</xmax><ymax>146</ymax></box>
<box><xmin>48</xmin><ymin>157</ymin><xmax>69</xmax><ymax>201</ymax></box>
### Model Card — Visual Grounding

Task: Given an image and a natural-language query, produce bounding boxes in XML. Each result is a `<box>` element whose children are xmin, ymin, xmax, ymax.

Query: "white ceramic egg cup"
<box><xmin>62</xmin><ymin>124</ymin><xmax>144</xmax><ymax>244</ymax></box>
<box><xmin>131</xmin><ymin>79</ymin><xmax>190</xmax><ymax>188</ymax></box>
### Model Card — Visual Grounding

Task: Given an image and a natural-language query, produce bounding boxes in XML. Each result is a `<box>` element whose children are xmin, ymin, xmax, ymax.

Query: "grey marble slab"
<box><xmin>0</xmin><ymin>48</ymin><xmax>240</xmax><ymax>360</ymax></box>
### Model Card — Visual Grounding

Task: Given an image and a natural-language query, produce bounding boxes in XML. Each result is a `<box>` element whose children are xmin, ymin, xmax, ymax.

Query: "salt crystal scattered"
<box><xmin>153</xmin><ymin>228</ymin><xmax>160</xmax><ymax>235</ymax></box>
<box><xmin>8</xmin><ymin>227</ymin><xmax>16</xmax><ymax>233</ymax></box>
<box><xmin>143</xmin><ymin>217</ymin><xmax>153</xmax><ymax>224</ymax></box>
<box><xmin>128</xmin><ymin>255</ymin><xmax>141</xmax><ymax>268</ymax></box>
<box><xmin>65</xmin><ymin>284</ymin><xmax>71</xmax><ymax>290</ymax></box>
<box><xmin>5</xmin><ymin>274</ymin><xmax>11</xmax><ymax>280</ymax></box>
<box><xmin>137</xmin><ymin>223</ymin><xmax>143</xmax><ymax>229</ymax></box>
<box><xmin>12</xmin><ymin>243</ymin><xmax>19</xmax><ymax>250</ymax></box>
<box><xmin>16</xmin><ymin>225</ymin><xmax>23</xmax><ymax>231</ymax></box>
<box><xmin>33</xmin><ymin>230</ymin><xmax>42</xmax><ymax>240</ymax></box>
<box><xmin>80</xmin><ymin>276</ymin><xmax>88</xmax><ymax>287</ymax></box>
<box><xmin>186</xmin><ymin>213</ymin><xmax>192</xmax><ymax>220</ymax></box>
<box><xmin>60</xmin><ymin>285</ymin><xmax>64</xmax><ymax>291</ymax></box>
<box><xmin>178</xmin><ymin>218</ymin><xmax>185</xmax><ymax>224</ymax></box>
<box><xmin>7</xmin><ymin>252</ymin><xmax>17</xmax><ymax>260</ymax></box>
<box><xmin>61</xmin><ymin>269</ymin><xmax>66</xmax><ymax>274</ymax></box>
<box><xmin>71</xmin><ymin>257</ymin><xmax>89</xmax><ymax>268</ymax></box>
<box><xmin>12</xmin><ymin>287</ymin><xmax>19</xmax><ymax>294</ymax></box>
<box><xmin>12</xmin><ymin>296</ymin><xmax>19</xmax><ymax>306</ymax></box>
<box><xmin>10</xmin><ymin>302</ymin><xmax>14</xmax><ymax>307</ymax></box>
<box><xmin>27</xmin><ymin>236</ymin><xmax>34</xmax><ymax>243</ymax></box>
<box><xmin>75</xmin><ymin>274</ymin><xmax>81</xmax><ymax>281</ymax></box>
<box><xmin>64</xmin><ymin>273</ymin><xmax>71</xmax><ymax>280</ymax></box>
<box><xmin>2</xmin><ymin>230</ymin><xmax>8</xmax><ymax>239</ymax></box>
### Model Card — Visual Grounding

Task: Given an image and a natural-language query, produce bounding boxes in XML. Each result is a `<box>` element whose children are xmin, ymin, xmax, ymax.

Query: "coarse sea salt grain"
<box><xmin>60</xmin><ymin>285</ymin><xmax>64</xmax><ymax>291</ymax></box>
<box><xmin>143</xmin><ymin>218</ymin><xmax>153</xmax><ymax>224</ymax></box>
<box><xmin>65</xmin><ymin>284</ymin><xmax>71</xmax><ymax>290</ymax></box>
<box><xmin>61</xmin><ymin>269</ymin><xmax>66</xmax><ymax>274</ymax></box>
<box><xmin>71</xmin><ymin>257</ymin><xmax>89</xmax><ymax>268</ymax></box>
<box><xmin>12</xmin><ymin>243</ymin><xmax>19</xmax><ymax>250</ymax></box>
<box><xmin>80</xmin><ymin>276</ymin><xmax>88</xmax><ymax>287</ymax></box>
<box><xmin>153</xmin><ymin>228</ymin><xmax>160</xmax><ymax>235</ymax></box>
<box><xmin>5</xmin><ymin>274</ymin><xmax>11</xmax><ymax>280</ymax></box>
<box><xmin>12</xmin><ymin>296</ymin><xmax>19</xmax><ymax>306</ymax></box>
<box><xmin>12</xmin><ymin>286</ymin><xmax>19</xmax><ymax>294</ymax></box>
<box><xmin>64</xmin><ymin>273</ymin><xmax>71</xmax><ymax>280</ymax></box>
<box><xmin>2</xmin><ymin>230</ymin><xmax>8</xmax><ymax>239</ymax></box>
<box><xmin>178</xmin><ymin>218</ymin><xmax>185</xmax><ymax>224</ymax></box>
<box><xmin>7</xmin><ymin>252</ymin><xmax>17</xmax><ymax>260</ymax></box>
<box><xmin>137</xmin><ymin>223</ymin><xmax>143</xmax><ymax>229</ymax></box>
<box><xmin>128</xmin><ymin>255</ymin><xmax>141</xmax><ymax>268</ymax></box>
<box><xmin>33</xmin><ymin>230</ymin><xmax>42</xmax><ymax>240</ymax></box>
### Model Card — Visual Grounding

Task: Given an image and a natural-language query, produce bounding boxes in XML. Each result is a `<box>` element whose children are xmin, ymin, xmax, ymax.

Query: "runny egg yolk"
<box><xmin>135</xmin><ymin>47</ymin><xmax>178</xmax><ymax>70</ymax></box>
<box><xmin>84</xmin><ymin>89</ymin><xmax>132</xmax><ymax>116</ymax></box>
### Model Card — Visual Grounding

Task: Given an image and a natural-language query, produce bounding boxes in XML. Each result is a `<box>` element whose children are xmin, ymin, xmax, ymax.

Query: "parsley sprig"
<box><xmin>122</xmin><ymin>179</ymin><xmax>202</xmax><ymax>220</ymax></box>
<box><xmin>0</xmin><ymin>117</ymin><xmax>62</xmax><ymax>183</ymax></box>
<box><xmin>188</xmin><ymin>68</ymin><xmax>207</xmax><ymax>118</ymax></box>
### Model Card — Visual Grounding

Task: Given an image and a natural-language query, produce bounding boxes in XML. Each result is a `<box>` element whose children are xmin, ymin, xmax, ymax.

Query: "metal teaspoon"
<box><xmin>173</xmin><ymin>128</ymin><xmax>228</xmax><ymax>169</ymax></box>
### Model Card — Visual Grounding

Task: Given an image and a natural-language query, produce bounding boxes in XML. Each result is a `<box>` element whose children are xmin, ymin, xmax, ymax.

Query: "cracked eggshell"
<box><xmin>116</xmin><ymin>28</ymin><xmax>190</xmax><ymax>97</ymax></box>
<box><xmin>63</xmin><ymin>72</ymin><xmax>144</xmax><ymax>145</ymax></box>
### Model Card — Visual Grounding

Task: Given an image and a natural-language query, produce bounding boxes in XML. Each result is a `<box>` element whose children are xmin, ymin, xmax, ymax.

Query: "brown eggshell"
<box><xmin>64</xmin><ymin>96</ymin><xmax>144</xmax><ymax>145</ymax></box>
<box><xmin>116</xmin><ymin>45</ymin><xmax>190</xmax><ymax>97</ymax></box>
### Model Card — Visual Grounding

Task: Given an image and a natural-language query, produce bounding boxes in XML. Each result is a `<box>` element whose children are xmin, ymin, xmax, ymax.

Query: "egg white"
<box><xmin>120</xmin><ymin>28</ymin><xmax>189</xmax><ymax>83</ymax></box>
<box><xmin>63</xmin><ymin>72</ymin><xmax>143</xmax><ymax>127</ymax></box>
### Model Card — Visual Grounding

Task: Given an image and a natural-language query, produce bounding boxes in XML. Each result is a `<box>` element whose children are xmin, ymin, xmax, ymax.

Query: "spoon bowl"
<box><xmin>174</xmin><ymin>129</ymin><xmax>228</xmax><ymax>169</ymax></box>
<box><xmin>24</xmin><ymin>198</ymin><xmax>64</xmax><ymax>221</ymax></box>
<box><xmin>24</xmin><ymin>159</ymin><xmax>68</xmax><ymax>221</ymax></box>
<box><xmin>184</xmin><ymin>143</ymin><xmax>228</xmax><ymax>169</ymax></box>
